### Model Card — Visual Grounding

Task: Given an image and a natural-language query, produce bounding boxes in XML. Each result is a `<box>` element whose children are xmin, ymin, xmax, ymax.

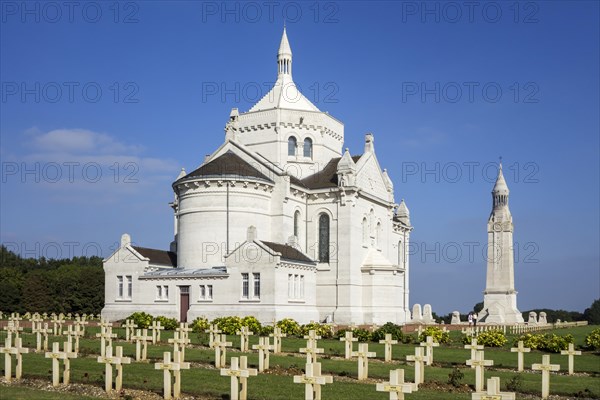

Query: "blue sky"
<box><xmin>1</xmin><ymin>1</ymin><xmax>598</xmax><ymax>315</ymax></box>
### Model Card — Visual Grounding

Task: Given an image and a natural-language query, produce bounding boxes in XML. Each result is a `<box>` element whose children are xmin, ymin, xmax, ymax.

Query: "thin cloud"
<box><xmin>9</xmin><ymin>128</ymin><xmax>180</xmax><ymax>201</ymax></box>
<box><xmin>399</xmin><ymin>127</ymin><xmax>447</xmax><ymax>148</ymax></box>
<box><xmin>30</xmin><ymin>128</ymin><xmax>144</xmax><ymax>155</ymax></box>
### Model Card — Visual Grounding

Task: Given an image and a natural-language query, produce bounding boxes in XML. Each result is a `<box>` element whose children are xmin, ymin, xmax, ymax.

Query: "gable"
<box><xmin>355</xmin><ymin>154</ymin><xmax>390</xmax><ymax>200</ymax></box>
<box><xmin>225</xmin><ymin>240</ymin><xmax>315</xmax><ymax>267</ymax></box>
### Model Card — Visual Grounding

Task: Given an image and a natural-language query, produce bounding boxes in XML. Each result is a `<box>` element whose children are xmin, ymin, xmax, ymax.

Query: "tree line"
<box><xmin>0</xmin><ymin>246</ymin><xmax>104</xmax><ymax>314</ymax></box>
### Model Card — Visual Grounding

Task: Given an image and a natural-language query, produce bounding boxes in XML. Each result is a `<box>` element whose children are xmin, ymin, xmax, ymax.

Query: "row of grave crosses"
<box><xmin>0</xmin><ymin>316</ymin><xmax>584</xmax><ymax>400</ymax></box>
<box><xmin>2</xmin><ymin>311</ymin><xmax>100</xmax><ymax>323</ymax></box>
<box><xmin>463</xmin><ymin>337</ymin><xmax>579</xmax><ymax>400</ymax></box>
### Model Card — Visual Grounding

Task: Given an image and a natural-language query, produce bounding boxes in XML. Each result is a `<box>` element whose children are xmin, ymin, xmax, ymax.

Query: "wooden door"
<box><xmin>180</xmin><ymin>286</ymin><xmax>190</xmax><ymax>322</ymax></box>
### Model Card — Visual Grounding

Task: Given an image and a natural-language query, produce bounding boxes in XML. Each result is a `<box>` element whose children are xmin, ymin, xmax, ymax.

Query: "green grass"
<box><xmin>1</xmin><ymin>325</ymin><xmax>598</xmax><ymax>399</ymax></box>
<box><xmin>0</xmin><ymin>386</ymin><xmax>100</xmax><ymax>400</ymax></box>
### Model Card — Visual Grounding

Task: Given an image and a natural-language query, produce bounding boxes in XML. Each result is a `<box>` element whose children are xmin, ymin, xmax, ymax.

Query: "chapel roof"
<box><xmin>178</xmin><ymin>151</ymin><xmax>274</xmax><ymax>183</ymax></box>
<box><xmin>298</xmin><ymin>155</ymin><xmax>362</xmax><ymax>189</ymax></box>
<box><xmin>247</xmin><ymin>28</ymin><xmax>320</xmax><ymax>113</ymax></box>
<box><xmin>132</xmin><ymin>246</ymin><xmax>177</xmax><ymax>267</ymax></box>
<box><xmin>248</xmin><ymin>76</ymin><xmax>320</xmax><ymax>113</ymax></box>
<box><xmin>141</xmin><ymin>266</ymin><xmax>227</xmax><ymax>278</ymax></box>
<box><xmin>261</xmin><ymin>241</ymin><xmax>315</xmax><ymax>264</ymax></box>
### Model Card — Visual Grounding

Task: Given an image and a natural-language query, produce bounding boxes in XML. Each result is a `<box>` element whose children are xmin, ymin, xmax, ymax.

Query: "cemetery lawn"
<box><xmin>2</xmin><ymin>325</ymin><xmax>599</xmax><ymax>399</ymax></box>
<box><xmin>0</xmin><ymin>385</ymin><xmax>99</xmax><ymax>399</ymax></box>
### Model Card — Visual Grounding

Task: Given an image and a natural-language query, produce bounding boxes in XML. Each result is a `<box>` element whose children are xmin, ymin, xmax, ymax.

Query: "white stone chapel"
<box><xmin>101</xmin><ymin>29</ymin><xmax>413</xmax><ymax>325</ymax></box>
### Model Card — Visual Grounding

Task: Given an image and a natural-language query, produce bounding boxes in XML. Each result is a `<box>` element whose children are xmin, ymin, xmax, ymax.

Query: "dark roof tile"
<box><xmin>132</xmin><ymin>246</ymin><xmax>177</xmax><ymax>267</ymax></box>
<box><xmin>179</xmin><ymin>151</ymin><xmax>273</xmax><ymax>183</ymax></box>
<box><xmin>299</xmin><ymin>155</ymin><xmax>361</xmax><ymax>189</ymax></box>
<box><xmin>260</xmin><ymin>241</ymin><xmax>315</xmax><ymax>264</ymax></box>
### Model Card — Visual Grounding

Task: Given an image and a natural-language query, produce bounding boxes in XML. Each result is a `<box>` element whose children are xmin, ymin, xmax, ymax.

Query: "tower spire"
<box><xmin>277</xmin><ymin>27</ymin><xmax>292</xmax><ymax>78</ymax></box>
<box><xmin>492</xmin><ymin>158</ymin><xmax>509</xmax><ymax>209</ymax></box>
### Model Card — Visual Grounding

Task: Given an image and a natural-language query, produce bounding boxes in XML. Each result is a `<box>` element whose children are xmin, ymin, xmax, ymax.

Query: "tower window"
<box><xmin>303</xmin><ymin>138</ymin><xmax>313</xmax><ymax>158</ymax></box>
<box><xmin>288</xmin><ymin>136</ymin><xmax>297</xmax><ymax>156</ymax></box>
<box><xmin>318</xmin><ymin>213</ymin><xmax>330</xmax><ymax>263</ymax></box>
<box><xmin>294</xmin><ymin>210</ymin><xmax>300</xmax><ymax>238</ymax></box>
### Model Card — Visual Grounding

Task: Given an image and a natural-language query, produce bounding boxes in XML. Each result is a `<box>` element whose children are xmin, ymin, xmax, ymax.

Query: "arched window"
<box><xmin>294</xmin><ymin>210</ymin><xmax>300</xmax><ymax>238</ymax></box>
<box><xmin>288</xmin><ymin>136</ymin><xmax>297</xmax><ymax>156</ymax></box>
<box><xmin>362</xmin><ymin>217</ymin><xmax>368</xmax><ymax>245</ymax></box>
<box><xmin>376</xmin><ymin>222</ymin><xmax>381</xmax><ymax>248</ymax></box>
<box><xmin>303</xmin><ymin>138</ymin><xmax>313</xmax><ymax>158</ymax></box>
<box><xmin>318</xmin><ymin>213</ymin><xmax>330</xmax><ymax>263</ymax></box>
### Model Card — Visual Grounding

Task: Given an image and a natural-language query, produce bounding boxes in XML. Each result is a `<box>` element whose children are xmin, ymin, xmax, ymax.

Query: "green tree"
<box><xmin>583</xmin><ymin>299</ymin><xmax>600</xmax><ymax>324</ymax></box>
<box><xmin>0</xmin><ymin>268</ymin><xmax>25</xmax><ymax>312</ymax></box>
<box><xmin>0</xmin><ymin>247</ymin><xmax>104</xmax><ymax>314</ymax></box>
<box><xmin>21</xmin><ymin>270</ymin><xmax>55</xmax><ymax>312</ymax></box>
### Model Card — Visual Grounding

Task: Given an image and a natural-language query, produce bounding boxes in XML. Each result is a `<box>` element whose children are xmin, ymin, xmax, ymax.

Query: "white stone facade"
<box><xmin>102</xmin><ymin>29</ymin><xmax>413</xmax><ymax>325</ymax></box>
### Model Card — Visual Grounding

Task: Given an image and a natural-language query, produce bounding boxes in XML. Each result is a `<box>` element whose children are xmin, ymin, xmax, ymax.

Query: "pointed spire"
<box><xmin>396</xmin><ymin>199</ymin><xmax>411</xmax><ymax>225</ymax></box>
<box><xmin>492</xmin><ymin>159</ymin><xmax>509</xmax><ymax>209</ymax></box>
<box><xmin>492</xmin><ymin>161</ymin><xmax>509</xmax><ymax>194</ymax></box>
<box><xmin>278</xmin><ymin>26</ymin><xmax>292</xmax><ymax>56</ymax></box>
<box><xmin>277</xmin><ymin>27</ymin><xmax>292</xmax><ymax>78</ymax></box>
<box><xmin>337</xmin><ymin>148</ymin><xmax>356</xmax><ymax>187</ymax></box>
<box><xmin>176</xmin><ymin>167</ymin><xmax>186</xmax><ymax>180</ymax></box>
<box><xmin>337</xmin><ymin>148</ymin><xmax>356</xmax><ymax>173</ymax></box>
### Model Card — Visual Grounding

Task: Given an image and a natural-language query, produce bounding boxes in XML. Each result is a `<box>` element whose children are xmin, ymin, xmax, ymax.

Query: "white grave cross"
<box><xmin>560</xmin><ymin>343</ymin><xmax>581</xmax><ymax>375</ymax></box>
<box><xmin>303</xmin><ymin>330</ymin><xmax>321</xmax><ymax>348</ymax></box>
<box><xmin>419</xmin><ymin>335</ymin><xmax>439</xmax><ymax>366</ymax></box>
<box><xmin>269</xmin><ymin>326</ymin><xmax>286</xmax><ymax>354</ymax></box>
<box><xmin>150</xmin><ymin>320</ymin><xmax>165</xmax><ymax>344</ymax></box>
<box><xmin>466</xmin><ymin>350</ymin><xmax>494</xmax><ymax>392</ymax></box>
<box><xmin>471</xmin><ymin>377</ymin><xmax>516</xmax><ymax>400</ymax></box>
<box><xmin>510</xmin><ymin>340</ymin><xmax>530</xmax><ymax>372</ymax></box>
<box><xmin>379</xmin><ymin>333</ymin><xmax>398</xmax><ymax>362</ymax></box>
<box><xmin>168</xmin><ymin>331</ymin><xmax>191</xmax><ymax>362</ymax></box>
<box><xmin>123</xmin><ymin>319</ymin><xmax>137</xmax><ymax>342</ymax></box>
<box><xmin>252</xmin><ymin>337</ymin><xmax>272</xmax><ymax>372</ymax></box>
<box><xmin>11</xmin><ymin>337</ymin><xmax>29</xmax><ymax>380</ymax></box>
<box><xmin>352</xmin><ymin>343</ymin><xmax>376</xmax><ymax>380</ymax></box>
<box><xmin>206</xmin><ymin>324</ymin><xmax>222</xmax><ymax>348</ymax></box>
<box><xmin>293</xmin><ymin>362</ymin><xmax>333</xmax><ymax>400</ymax></box>
<box><xmin>340</xmin><ymin>330</ymin><xmax>358</xmax><ymax>359</ymax></box>
<box><xmin>221</xmin><ymin>356</ymin><xmax>257</xmax><ymax>400</ymax></box>
<box><xmin>212</xmin><ymin>334</ymin><xmax>232</xmax><ymax>368</ymax></box>
<box><xmin>465</xmin><ymin>338</ymin><xmax>485</xmax><ymax>368</ymax></box>
<box><xmin>300</xmin><ymin>340</ymin><xmax>324</xmax><ymax>364</ymax></box>
<box><xmin>132</xmin><ymin>328</ymin><xmax>152</xmax><ymax>361</ymax></box>
<box><xmin>406</xmin><ymin>346</ymin><xmax>426</xmax><ymax>386</ymax></box>
<box><xmin>376</xmin><ymin>368</ymin><xmax>414</xmax><ymax>400</ymax></box>
<box><xmin>236</xmin><ymin>326</ymin><xmax>254</xmax><ymax>352</ymax></box>
<box><xmin>0</xmin><ymin>337</ymin><xmax>15</xmax><ymax>382</ymax></box>
<box><xmin>155</xmin><ymin>351</ymin><xmax>179</xmax><ymax>400</ymax></box>
<box><xmin>531</xmin><ymin>355</ymin><xmax>560</xmax><ymax>399</ymax></box>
